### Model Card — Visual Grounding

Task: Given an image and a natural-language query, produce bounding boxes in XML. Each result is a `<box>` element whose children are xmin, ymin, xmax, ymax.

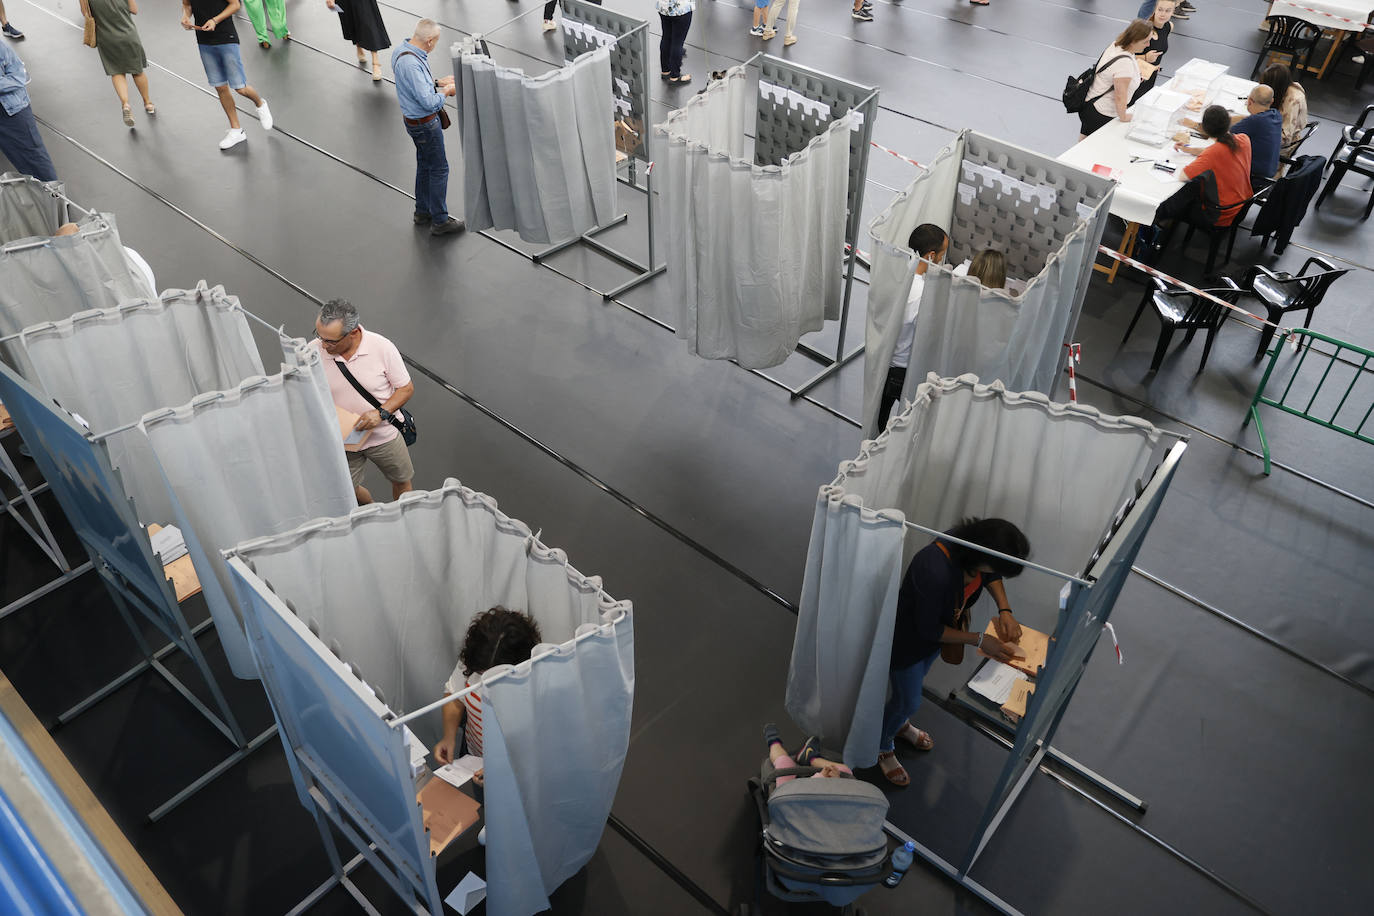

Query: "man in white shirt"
<box><xmin>877</xmin><ymin>223</ymin><xmax>948</xmax><ymax>431</ymax></box>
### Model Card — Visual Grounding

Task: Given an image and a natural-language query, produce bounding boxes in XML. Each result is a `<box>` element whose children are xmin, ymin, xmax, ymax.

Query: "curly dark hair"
<box><xmin>942</xmin><ymin>517</ymin><xmax>1032</xmax><ymax>578</ymax></box>
<box><xmin>459</xmin><ymin>606</ymin><xmax>542</xmax><ymax>677</ymax></box>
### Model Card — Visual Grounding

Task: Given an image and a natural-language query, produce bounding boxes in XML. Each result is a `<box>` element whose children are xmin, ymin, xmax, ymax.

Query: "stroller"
<box><xmin>742</xmin><ymin>740</ymin><xmax>894</xmax><ymax>915</ymax></box>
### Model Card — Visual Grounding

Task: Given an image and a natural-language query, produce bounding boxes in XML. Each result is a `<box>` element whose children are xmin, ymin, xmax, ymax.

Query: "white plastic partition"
<box><xmin>453</xmin><ymin>43</ymin><xmax>617</xmax><ymax>245</ymax></box>
<box><xmin>139</xmin><ymin>348</ymin><xmax>356</xmax><ymax>679</ymax></box>
<box><xmin>787</xmin><ymin>374</ymin><xmax>1170</xmax><ymax>766</ymax></box>
<box><xmin>656</xmin><ymin>65</ymin><xmax>852</xmax><ymax>369</ymax></box>
<box><xmin>862</xmin><ymin>131</ymin><xmax>1115</xmax><ymax>436</ymax></box>
<box><xmin>226</xmin><ymin>481</ymin><xmax>634</xmax><ymax>916</ymax></box>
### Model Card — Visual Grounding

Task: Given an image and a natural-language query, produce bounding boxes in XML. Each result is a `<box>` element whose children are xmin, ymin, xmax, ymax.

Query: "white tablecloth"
<box><xmin>1057</xmin><ymin>73</ymin><xmax>1256</xmax><ymax>226</ymax></box>
<box><xmin>1267</xmin><ymin>0</ymin><xmax>1372</xmax><ymax>32</ymax></box>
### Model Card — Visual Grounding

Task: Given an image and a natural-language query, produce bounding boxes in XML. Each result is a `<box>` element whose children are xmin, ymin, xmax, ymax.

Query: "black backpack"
<box><xmin>1063</xmin><ymin>53</ymin><xmax>1130</xmax><ymax>114</ymax></box>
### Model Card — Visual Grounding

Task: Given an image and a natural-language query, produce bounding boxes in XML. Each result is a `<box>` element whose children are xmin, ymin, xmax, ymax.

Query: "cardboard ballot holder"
<box><xmin>335</xmin><ymin>405</ymin><xmax>372</xmax><ymax>452</ymax></box>
<box><xmin>979</xmin><ymin>621</ymin><xmax>1050</xmax><ymax>679</ymax></box>
<box><xmin>417</xmin><ymin>776</ymin><xmax>481</xmax><ymax>857</ymax></box>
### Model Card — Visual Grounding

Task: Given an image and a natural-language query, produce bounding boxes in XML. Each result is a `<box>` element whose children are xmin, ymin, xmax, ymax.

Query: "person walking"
<box><xmin>0</xmin><ymin>2</ymin><xmax>23</xmax><ymax>39</ymax></box>
<box><xmin>313</xmin><ymin>298</ymin><xmax>417</xmax><ymax>505</ymax></box>
<box><xmin>761</xmin><ymin>0</ymin><xmax>800</xmax><ymax>47</ymax></box>
<box><xmin>181</xmin><ymin>0</ymin><xmax>273</xmax><ymax>150</ymax></box>
<box><xmin>392</xmin><ymin>19</ymin><xmax>464</xmax><ymax>235</ymax></box>
<box><xmin>657</xmin><ymin>0</ymin><xmax>693</xmax><ymax>85</ymax></box>
<box><xmin>1131</xmin><ymin>0</ymin><xmax>1175</xmax><ymax>104</ymax></box>
<box><xmin>80</xmin><ymin>0</ymin><xmax>154</xmax><ymax>127</ymax></box>
<box><xmin>241</xmin><ymin>0</ymin><xmax>288</xmax><ymax>50</ymax></box>
<box><xmin>325</xmin><ymin>0</ymin><xmax>389</xmax><ymax>82</ymax></box>
<box><xmin>0</xmin><ymin>40</ymin><xmax>56</xmax><ymax>180</ymax></box>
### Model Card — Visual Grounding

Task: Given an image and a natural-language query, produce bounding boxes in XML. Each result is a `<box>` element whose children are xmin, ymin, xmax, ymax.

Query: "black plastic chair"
<box><xmin>1251</xmin><ymin>16</ymin><xmax>1323</xmax><ymax>79</ymax></box>
<box><xmin>1121</xmin><ymin>276</ymin><xmax>1243</xmax><ymax>373</ymax></box>
<box><xmin>1315</xmin><ymin>120</ymin><xmax>1374</xmax><ymax>220</ymax></box>
<box><xmin>1175</xmin><ymin>185</ymin><xmax>1270</xmax><ymax>276</ymax></box>
<box><xmin>1280</xmin><ymin>121</ymin><xmax>1317</xmax><ymax>168</ymax></box>
<box><xmin>1241</xmin><ymin>257</ymin><xmax>1350</xmax><ymax>360</ymax></box>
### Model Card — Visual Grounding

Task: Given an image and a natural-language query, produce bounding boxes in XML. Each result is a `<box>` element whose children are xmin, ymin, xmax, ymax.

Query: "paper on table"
<box><xmin>1001</xmin><ymin>679</ymin><xmax>1036</xmax><ymax>723</ymax></box>
<box><xmin>968</xmin><ymin>662</ymin><xmax>1028</xmax><ymax>705</ymax></box>
<box><xmin>445</xmin><ymin>872</ymin><xmax>487</xmax><ymax>915</ymax></box>
<box><xmin>433</xmin><ymin>754</ymin><xmax>483</xmax><ymax>789</ymax></box>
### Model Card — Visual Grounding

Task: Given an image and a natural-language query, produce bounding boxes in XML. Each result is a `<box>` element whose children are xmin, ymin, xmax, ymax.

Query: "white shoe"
<box><xmin>256</xmin><ymin>100</ymin><xmax>274</xmax><ymax>131</ymax></box>
<box><xmin>542</xmin><ymin>19</ymin><xmax>556</xmax><ymax>32</ymax></box>
<box><xmin>477</xmin><ymin>826</ymin><xmax>487</xmax><ymax>846</ymax></box>
<box><xmin>217</xmin><ymin>129</ymin><xmax>247</xmax><ymax>150</ymax></box>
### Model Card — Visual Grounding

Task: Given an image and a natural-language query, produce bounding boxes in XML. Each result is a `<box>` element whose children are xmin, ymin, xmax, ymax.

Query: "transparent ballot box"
<box><xmin>1169</xmin><ymin>58</ymin><xmax>1229</xmax><ymax>110</ymax></box>
<box><xmin>1128</xmin><ymin>87</ymin><xmax>1191</xmax><ymax>146</ymax></box>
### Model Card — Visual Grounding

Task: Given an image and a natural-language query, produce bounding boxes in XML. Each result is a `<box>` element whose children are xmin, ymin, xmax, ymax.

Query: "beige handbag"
<box><xmin>83</xmin><ymin>15</ymin><xmax>98</xmax><ymax>48</ymax></box>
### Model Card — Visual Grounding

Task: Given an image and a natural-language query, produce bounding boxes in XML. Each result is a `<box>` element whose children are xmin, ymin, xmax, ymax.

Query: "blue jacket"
<box><xmin>0</xmin><ymin>42</ymin><xmax>32</xmax><ymax>117</ymax></box>
<box><xmin>1234</xmin><ymin>108</ymin><xmax>1284</xmax><ymax>178</ymax></box>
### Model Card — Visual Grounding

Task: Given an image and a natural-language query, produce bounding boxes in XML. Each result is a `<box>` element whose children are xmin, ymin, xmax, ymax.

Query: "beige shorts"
<box><xmin>346</xmin><ymin>434</ymin><xmax>414</xmax><ymax>486</ymax></box>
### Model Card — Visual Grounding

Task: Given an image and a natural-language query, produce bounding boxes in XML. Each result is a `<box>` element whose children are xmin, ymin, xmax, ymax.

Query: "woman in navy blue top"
<box><xmin>879</xmin><ymin>518</ymin><xmax>1031</xmax><ymax>786</ymax></box>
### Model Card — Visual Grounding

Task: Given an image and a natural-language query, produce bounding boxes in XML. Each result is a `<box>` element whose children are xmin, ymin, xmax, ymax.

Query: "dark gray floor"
<box><xmin>2</xmin><ymin>0</ymin><xmax>1373</xmax><ymax>913</ymax></box>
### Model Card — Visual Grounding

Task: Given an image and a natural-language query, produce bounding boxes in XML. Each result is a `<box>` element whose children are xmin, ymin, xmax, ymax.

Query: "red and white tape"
<box><xmin>870</xmin><ymin>142</ymin><xmax>924</xmax><ymax>169</ymax></box>
<box><xmin>1095</xmin><ymin>244</ymin><xmax>1282</xmax><ymax>329</ymax></box>
<box><xmin>1273</xmin><ymin>0</ymin><xmax>1373</xmax><ymax>29</ymax></box>
<box><xmin>1064</xmin><ymin>342</ymin><xmax>1082</xmax><ymax>403</ymax></box>
<box><xmin>1104</xmin><ymin>622</ymin><xmax>1123</xmax><ymax>664</ymax></box>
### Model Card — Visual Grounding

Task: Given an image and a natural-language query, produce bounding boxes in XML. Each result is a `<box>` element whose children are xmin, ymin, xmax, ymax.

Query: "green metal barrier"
<box><xmin>1243</xmin><ymin>329</ymin><xmax>1374</xmax><ymax>475</ymax></box>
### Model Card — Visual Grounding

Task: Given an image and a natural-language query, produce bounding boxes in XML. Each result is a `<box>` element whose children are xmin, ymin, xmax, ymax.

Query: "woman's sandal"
<box><xmin>259</xmin><ymin>40</ymin><xmax>271</xmax><ymax>50</ymax></box>
<box><xmin>372</xmin><ymin>62</ymin><xmax>383</xmax><ymax>81</ymax></box>
<box><xmin>899</xmin><ymin>723</ymin><xmax>935</xmax><ymax>751</ymax></box>
<box><xmin>144</xmin><ymin>103</ymin><xmax>156</xmax><ymax>116</ymax></box>
<box><xmin>121</xmin><ymin>105</ymin><xmax>134</xmax><ymax>127</ymax></box>
<box><xmin>877</xmin><ymin>750</ymin><xmax>910</xmax><ymax>786</ymax></box>
<box><xmin>669</xmin><ymin>74</ymin><xmax>692</xmax><ymax>85</ymax></box>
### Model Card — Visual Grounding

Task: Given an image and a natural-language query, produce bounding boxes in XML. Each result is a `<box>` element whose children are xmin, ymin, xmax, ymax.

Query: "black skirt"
<box><xmin>1078</xmin><ymin>104</ymin><xmax>1113</xmax><ymax>137</ymax></box>
<box><xmin>338</xmin><ymin>0</ymin><xmax>391</xmax><ymax>52</ymax></box>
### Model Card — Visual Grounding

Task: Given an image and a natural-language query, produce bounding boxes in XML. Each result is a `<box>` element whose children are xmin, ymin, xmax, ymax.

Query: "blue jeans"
<box><xmin>406</xmin><ymin>118</ymin><xmax>449</xmax><ymax>224</ymax></box>
<box><xmin>0</xmin><ymin>104</ymin><xmax>57</xmax><ymax>183</ymax></box>
<box><xmin>879</xmin><ymin>653</ymin><xmax>937</xmax><ymax>753</ymax></box>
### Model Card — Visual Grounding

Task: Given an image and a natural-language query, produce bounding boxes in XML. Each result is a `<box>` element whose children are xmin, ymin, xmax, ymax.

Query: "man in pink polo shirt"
<box><xmin>313</xmin><ymin>298</ymin><xmax>416</xmax><ymax>504</ymax></box>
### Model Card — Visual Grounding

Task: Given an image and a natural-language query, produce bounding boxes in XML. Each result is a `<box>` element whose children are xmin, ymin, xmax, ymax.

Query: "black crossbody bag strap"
<box><xmin>1089</xmin><ymin>53</ymin><xmax>1133</xmax><ymax>104</ymax></box>
<box><xmin>334</xmin><ymin>359</ymin><xmax>406</xmax><ymax>435</ymax></box>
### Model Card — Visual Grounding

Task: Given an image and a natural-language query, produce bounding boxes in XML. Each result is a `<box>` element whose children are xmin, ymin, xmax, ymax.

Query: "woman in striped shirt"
<box><xmin>433</xmin><ymin>607</ymin><xmax>543</xmax><ymax>780</ymax></box>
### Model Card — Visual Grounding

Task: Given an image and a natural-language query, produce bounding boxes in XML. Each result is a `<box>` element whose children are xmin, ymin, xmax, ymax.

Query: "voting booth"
<box><xmin>863</xmin><ymin>132</ymin><xmax>1115</xmax><ymax>436</ymax></box>
<box><xmin>657</xmin><ymin>55</ymin><xmax>878</xmax><ymax>383</ymax></box>
<box><xmin>787</xmin><ymin>375</ymin><xmax>1185</xmax><ymax>907</ymax></box>
<box><xmin>225</xmin><ymin>482</ymin><xmax>635</xmax><ymax>916</ymax></box>
<box><xmin>0</xmin><ymin>173</ymin><xmax>68</xmax><ymax>244</ymax></box>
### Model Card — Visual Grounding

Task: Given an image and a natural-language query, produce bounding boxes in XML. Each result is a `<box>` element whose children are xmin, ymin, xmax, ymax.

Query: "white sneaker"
<box><xmin>256</xmin><ymin>100</ymin><xmax>273</xmax><ymax>131</ymax></box>
<box><xmin>542</xmin><ymin>19</ymin><xmax>556</xmax><ymax>32</ymax></box>
<box><xmin>218</xmin><ymin>128</ymin><xmax>247</xmax><ymax>150</ymax></box>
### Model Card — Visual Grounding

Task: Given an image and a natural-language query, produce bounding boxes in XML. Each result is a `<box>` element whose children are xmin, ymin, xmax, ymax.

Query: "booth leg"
<box><xmin>147</xmin><ymin>724</ymin><xmax>278</xmax><ymax>823</ymax></box>
<box><xmin>882</xmin><ymin>821</ymin><xmax>1026</xmax><ymax>916</ymax></box>
<box><xmin>0</xmin><ymin>561</ymin><xmax>93</xmax><ymax>623</ymax></box>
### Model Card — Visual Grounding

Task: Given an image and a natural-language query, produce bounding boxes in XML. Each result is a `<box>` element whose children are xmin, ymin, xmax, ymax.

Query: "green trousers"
<box><xmin>241</xmin><ymin>0</ymin><xmax>289</xmax><ymax>44</ymax></box>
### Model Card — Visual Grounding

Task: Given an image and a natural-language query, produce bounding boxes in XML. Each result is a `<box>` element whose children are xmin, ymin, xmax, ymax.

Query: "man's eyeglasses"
<box><xmin>315</xmin><ymin>329</ymin><xmax>352</xmax><ymax>345</ymax></box>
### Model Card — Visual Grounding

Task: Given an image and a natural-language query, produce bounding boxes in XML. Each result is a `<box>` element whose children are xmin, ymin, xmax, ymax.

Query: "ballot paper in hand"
<box><xmin>148</xmin><ymin>524</ymin><xmax>188</xmax><ymax>564</ymax></box>
<box><xmin>433</xmin><ymin>755</ymin><xmax>483</xmax><ymax>789</ymax></box>
<box><xmin>445</xmin><ymin>872</ymin><xmax>486</xmax><ymax>915</ymax></box>
<box><xmin>967</xmin><ymin>661</ymin><xmax>1028</xmax><ymax>706</ymax></box>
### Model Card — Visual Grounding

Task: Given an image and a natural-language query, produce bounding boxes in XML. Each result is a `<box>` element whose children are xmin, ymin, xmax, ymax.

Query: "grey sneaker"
<box><xmin>430</xmin><ymin>217</ymin><xmax>466</xmax><ymax>236</ymax></box>
<box><xmin>2</xmin><ymin>23</ymin><xmax>24</xmax><ymax>39</ymax></box>
<box><xmin>852</xmin><ymin>7</ymin><xmax>874</xmax><ymax>21</ymax></box>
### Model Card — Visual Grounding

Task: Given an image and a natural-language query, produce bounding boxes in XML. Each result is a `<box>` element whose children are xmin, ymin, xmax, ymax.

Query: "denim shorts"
<box><xmin>198</xmin><ymin>43</ymin><xmax>247</xmax><ymax>90</ymax></box>
<box><xmin>754</xmin><ymin>0</ymin><xmax>771</xmax><ymax>7</ymax></box>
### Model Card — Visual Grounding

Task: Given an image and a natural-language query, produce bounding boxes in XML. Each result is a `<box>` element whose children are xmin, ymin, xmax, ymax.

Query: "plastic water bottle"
<box><xmin>882</xmin><ymin>841</ymin><xmax>915</xmax><ymax>888</ymax></box>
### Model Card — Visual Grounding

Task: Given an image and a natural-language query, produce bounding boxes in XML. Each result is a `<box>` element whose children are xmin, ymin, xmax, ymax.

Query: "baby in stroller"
<box><xmin>744</xmin><ymin>726</ymin><xmax>896</xmax><ymax>915</ymax></box>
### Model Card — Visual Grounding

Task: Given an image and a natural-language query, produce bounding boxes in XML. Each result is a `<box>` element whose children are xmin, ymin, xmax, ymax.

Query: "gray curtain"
<box><xmin>656</xmin><ymin>66</ymin><xmax>851</xmax><ymax>369</ymax></box>
<box><xmin>140</xmin><ymin>350</ymin><xmax>356</xmax><ymax>679</ymax></box>
<box><xmin>454</xmin><ymin>43</ymin><xmax>617</xmax><ymax>244</ymax></box>
<box><xmin>862</xmin><ymin>131</ymin><xmax>1114</xmax><ymax>437</ymax></box>
<box><xmin>0</xmin><ymin>173</ymin><xmax>64</xmax><ymax>244</ymax></box>
<box><xmin>228</xmin><ymin>480</ymin><xmax>635</xmax><ymax>916</ymax></box>
<box><xmin>787</xmin><ymin>375</ymin><xmax>1167</xmax><ymax>766</ymax></box>
<box><xmin>17</xmin><ymin>283</ymin><xmax>265</xmax><ymax>526</ymax></box>
<box><xmin>0</xmin><ymin>213</ymin><xmax>155</xmax><ymax>380</ymax></box>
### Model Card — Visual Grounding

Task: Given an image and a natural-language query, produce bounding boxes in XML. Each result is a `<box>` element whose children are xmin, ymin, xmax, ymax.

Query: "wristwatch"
<box><xmin>378</xmin><ymin>408</ymin><xmax>393</xmax><ymax>423</ymax></box>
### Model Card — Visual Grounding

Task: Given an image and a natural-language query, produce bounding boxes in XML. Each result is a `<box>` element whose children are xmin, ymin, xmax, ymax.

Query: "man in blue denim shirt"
<box><xmin>392</xmin><ymin>19</ymin><xmax>464</xmax><ymax>236</ymax></box>
<box><xmin>0</xmin><ymin>41</ymin><xmax>55</xmax><ymax>182</ymax></box>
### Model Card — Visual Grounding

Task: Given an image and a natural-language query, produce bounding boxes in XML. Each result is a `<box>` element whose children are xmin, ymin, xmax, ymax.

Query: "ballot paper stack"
<box><xmin>148</xmin><ymin>524</ymin><xmax>187</xmax><ymax>564</ymax></box>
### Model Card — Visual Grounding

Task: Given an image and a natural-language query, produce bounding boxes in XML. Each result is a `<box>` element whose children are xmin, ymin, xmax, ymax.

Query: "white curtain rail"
<box><xmin>387</xmin><ymin>606</ymin><xmax>629</xmax><ymax>729</ymax></box>
<box><xmin>2</xmin><ymin>221</ymin><xmax>111</xmax><ymax>254</ymax></box>
<box><xmin>895</xmin><ymin>517</ymin><xmax>1092</xmax><ymax>586</ymax></box>
<box><xmin>87</xmin><ymin>368</ymin><xmax>308</xmax><ymax>443</ymax></box>
<box><xmin>232</xmin><ymin>304</ymin><xmax>293</xmax><ymax>341</ymax></box>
